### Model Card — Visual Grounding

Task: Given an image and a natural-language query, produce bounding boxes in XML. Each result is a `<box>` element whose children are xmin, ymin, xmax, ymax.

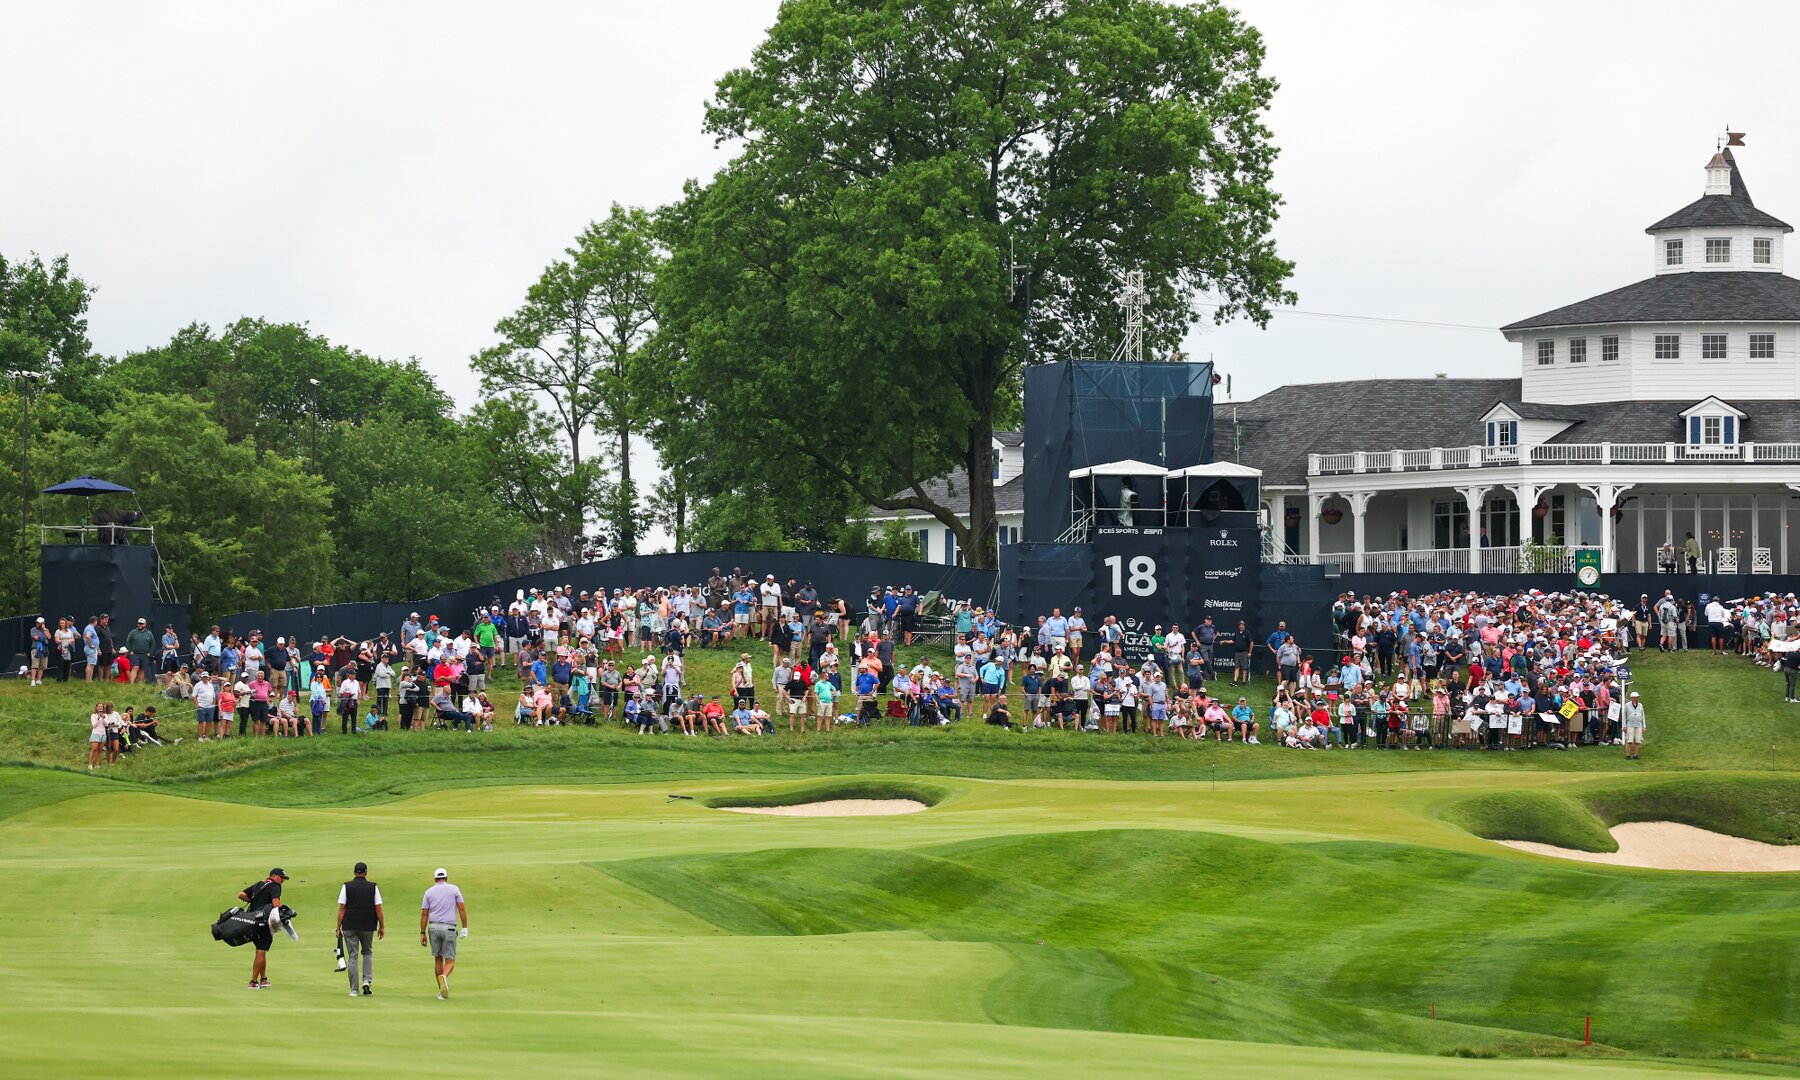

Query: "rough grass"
<box><xmin>0</xmin><ymin>650</ymin><xmax>1793</xmax><ymax>810</ymax></box>
<box><xmin>1583</xmin><ymin>775</ymin><xmax>1800</xmax><ymax>846</ymax></box>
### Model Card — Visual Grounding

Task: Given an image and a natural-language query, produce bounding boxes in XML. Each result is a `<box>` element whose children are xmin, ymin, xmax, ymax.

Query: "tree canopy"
<box><xmin>656</xmin><ymin>0</ymin><xmax>1293</xmax><ymax>566</ymax></box>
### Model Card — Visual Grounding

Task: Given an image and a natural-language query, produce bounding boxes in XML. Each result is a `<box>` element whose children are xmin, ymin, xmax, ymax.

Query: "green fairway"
<box><xmin>0</xmin><ymin>650</ymin><xmax>1794</xmax><ymax>1078</ymax></box>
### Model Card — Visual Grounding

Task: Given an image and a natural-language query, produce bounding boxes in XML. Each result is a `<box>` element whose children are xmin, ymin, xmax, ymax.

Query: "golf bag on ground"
<box><xmin>211</xmin><ymin>903</ymin><xmax>298</xmax><ymax>947</ymax></box>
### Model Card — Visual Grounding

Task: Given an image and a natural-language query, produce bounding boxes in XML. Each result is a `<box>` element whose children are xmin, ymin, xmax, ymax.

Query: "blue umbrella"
<box><xmin>41</xmin><ymin>475</ymin><xmax>135</xmax><ymax>496</ymax></box>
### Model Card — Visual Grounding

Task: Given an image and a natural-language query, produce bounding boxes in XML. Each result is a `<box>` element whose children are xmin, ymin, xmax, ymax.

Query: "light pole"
<box><xmin>11</xmin><ymin>369</ymin><xmax>44</xmax><ymax>619</ymax></box>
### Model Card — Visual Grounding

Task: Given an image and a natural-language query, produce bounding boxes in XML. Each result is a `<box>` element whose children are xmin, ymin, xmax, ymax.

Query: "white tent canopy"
<box><xmin>1068</xmin><ymin>459</ymin><xmax>1167</xmax><ymax>479</ymax></box>
<box><xmin>1166</xmin><ymin>462</ymin><xmax>1263</xmax><ymax>479</ymax></box>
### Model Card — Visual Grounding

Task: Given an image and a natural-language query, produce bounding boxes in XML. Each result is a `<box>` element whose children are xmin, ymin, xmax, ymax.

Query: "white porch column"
<box><xmin>1580</xmin><ymin>483</ymin><xmax>1636</xmax><ymax>574</ymax></box>
<box><xmin>1348</xmin><ymin>491</ymin><xmax>1375</xmax><ymax>573</ymax></box>
<box><xmin>1268</xmin><ymin>492</ymin><xmax>1288</xmax><ymax>561</ymax></box>
<box><xmin>1457</xmin><ymin>485</ymin><xmax>1490</xmax><ymax>573</ymax></box>
<box><xmin>1785</xmin><ymin>484</ymin><xmax>1800</xmax><ymax>575</ymax></box>
<box><xmin>1512</xmin><ymin>481</ymin><xmax>1543</xmax><ymax>547</ymax></box>
<box><xmin>1307</xmin><ymin>490</ymin><xmax>1326</xmax><ymax>564</ymax></box>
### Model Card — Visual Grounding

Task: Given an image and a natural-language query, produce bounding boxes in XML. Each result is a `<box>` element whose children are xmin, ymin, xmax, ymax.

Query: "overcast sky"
<box><xmin>6</xmin><ymin>1</ymin><xmax>1798</xmax><ymax>461</ymax></box>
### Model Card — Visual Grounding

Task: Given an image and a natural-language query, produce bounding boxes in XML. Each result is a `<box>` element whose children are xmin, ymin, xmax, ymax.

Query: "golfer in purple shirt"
<box><xmin>419</xmin><ymin>867</ymin><xmax>468</xmax><ymax>999</ymax></box>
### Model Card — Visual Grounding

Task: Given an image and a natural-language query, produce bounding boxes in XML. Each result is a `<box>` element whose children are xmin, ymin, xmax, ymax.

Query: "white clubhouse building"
<box><xmin>869</xmin><ymin>144</ymin><xmax>1800</xmax><ymax>576</ymax></box>
<box><xmin>1233</xmin><ymin>144</ymin><xmax>1800</xmax><ymax>576</ymax></box>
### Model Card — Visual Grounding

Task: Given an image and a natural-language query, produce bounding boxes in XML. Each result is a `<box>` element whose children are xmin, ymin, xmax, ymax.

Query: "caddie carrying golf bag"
<box><xmin>211</xmin><ymin>904</ymin><xmax>299</xmax><ymax>947</ymax></box>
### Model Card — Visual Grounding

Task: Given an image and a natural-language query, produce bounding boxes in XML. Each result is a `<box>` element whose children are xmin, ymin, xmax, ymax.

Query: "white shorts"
<box><xmin>788</xmin><ymin>698</ymin><xmax>807</xmax><ymax>714</ymax></box>
<box><xmin>733</xmin><ymin>613</ymin><xmax>751</xmax><ymax>625</ymax></box>
<box><xmin>1622</xmin><ymin>727</ymin><xmax>1643</xmax><ymax>744</ymax></box>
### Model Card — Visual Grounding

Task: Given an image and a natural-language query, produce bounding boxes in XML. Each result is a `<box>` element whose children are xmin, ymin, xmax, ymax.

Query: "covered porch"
<box><xmin>1262</xmin><ymin>481</ymin><xmax>1800</xmax><ymax>575</ymax></box>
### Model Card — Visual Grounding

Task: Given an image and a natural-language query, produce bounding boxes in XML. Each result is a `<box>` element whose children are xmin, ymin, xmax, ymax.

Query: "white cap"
<box><xmin>433</xmin><ymin>867</ymin><xmax>448</xmax><ymax>879</ymax></box>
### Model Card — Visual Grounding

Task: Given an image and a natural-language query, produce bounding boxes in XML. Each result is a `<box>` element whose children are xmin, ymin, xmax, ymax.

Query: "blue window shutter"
<box><xmin>1486</xmin><ymin>423</ymin><xmax>1494</xmax><ymax>447</ymax></box>
<box><xmin>1724</xmin><ymin>416</ymin><xmax>1736</xmax><ymax>443</ymax></box>
<box><xmin>1690</xmin><ymin>416</ymin><xmax>1702</xmax><ymax>444</ymax></box>
<box><xmin>1509</xmin><ymin>422</ymin><xmax>1518</xmax><ymax>446</ymax></box>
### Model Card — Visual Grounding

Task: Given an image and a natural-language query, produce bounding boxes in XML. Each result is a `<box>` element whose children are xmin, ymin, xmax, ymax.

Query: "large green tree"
<box><xmin>658</xmin><ymin>0</ymin><xmax>1293</xmax><ymax>567</ymax></box>
<box><xmin>36</xmin><ymin>393</ymin><xmax>334</xmax><ymax>619</ymax></box>
<box><xmin>570</xmin><ymin>205</ymin><xmax>662</xmax><ymax>555</ymax></box>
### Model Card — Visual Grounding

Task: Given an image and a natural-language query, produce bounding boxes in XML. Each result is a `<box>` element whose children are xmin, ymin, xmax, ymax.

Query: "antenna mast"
<box><xmin>1109</xmin><ymin>270</ymin><xmax>1146</xmax><ymax>363</ymax></box>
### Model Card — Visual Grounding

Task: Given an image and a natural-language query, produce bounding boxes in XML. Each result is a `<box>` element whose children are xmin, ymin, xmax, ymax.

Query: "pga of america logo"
<box><xmin>1209</xmin><ymin>529</ymin><xmax>1239</xmax><ymax>548</ymax></box>
<box><xmin>1119</xmin><ymin>617</ymin><xmax>1157</xmax><ymax>651</ymax></box>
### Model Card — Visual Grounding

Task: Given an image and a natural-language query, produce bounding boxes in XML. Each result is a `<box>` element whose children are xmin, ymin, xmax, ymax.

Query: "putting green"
<box><xmin>0</xmin><ymin>771</ymin><xmax>1793</xmax><ymax>1078</ymax></box>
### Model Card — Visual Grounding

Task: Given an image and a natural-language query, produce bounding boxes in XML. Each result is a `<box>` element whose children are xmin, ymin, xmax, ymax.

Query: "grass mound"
<box><xmin>1446</xmin><ymin>774</ymin><xmax>1800</xmax><ymax>851</ymax></box>
<box><xmin>1584</xmin><ymin>775</ymin><xmax>1800</xmax><ymax>846</ymax></box>
<box><xmin>1442</xmin><ymin>789</ymin><xmax>1618</xmax><ymax>852</ymax></box>
<box><xmin>703</xmin><ymin>777</ymin><xmax>947</xmax><ymax>810</ymax></box>
<box><xmin>601</xmin><ymin>826</ymin><xmax>1800</xmax><ymax>1061</ymax></box>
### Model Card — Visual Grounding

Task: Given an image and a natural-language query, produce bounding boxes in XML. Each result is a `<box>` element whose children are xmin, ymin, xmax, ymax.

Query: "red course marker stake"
<box><xmin>1585</xmin><ymin>1015</ymin><xmax>1591</xmax><ymax>1046</ymax></box>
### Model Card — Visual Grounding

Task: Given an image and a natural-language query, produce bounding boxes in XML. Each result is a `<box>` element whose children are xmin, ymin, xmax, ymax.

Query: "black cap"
<box><xmin>353</xmin><ymin>861</ymin><xmax>368</xmax><ymax>874</ymax></box>
<box><xmin>269</xmin><ymin>868</ymin><xmax>286</xmax><ymax>879</ymax></box>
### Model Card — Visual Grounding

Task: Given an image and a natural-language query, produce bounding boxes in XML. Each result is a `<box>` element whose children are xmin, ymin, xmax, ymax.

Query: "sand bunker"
<box><xmin>720</xmin><ymin>799</ymin><xmax>929</xmax><ymax>817</ymax></box>
<box><xmin>1499</xmin><ymin>821</ymin><xmax>1800</xmax><ymax>872</ymax></box>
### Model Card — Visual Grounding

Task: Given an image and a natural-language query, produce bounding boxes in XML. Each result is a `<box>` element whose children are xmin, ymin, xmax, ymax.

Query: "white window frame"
<box><xmin>1535</xmin><ymin>340</ymin><xmax>1554</xmax><ymax>366</ymax></box>
<box><xmin>1749</xmin><ymin>332</ymin><xmax>1775</xmax><ymax>359</ymax></box>
<box><xmin>1754</xmin><ymin>237</ymin><xmax>1773</xmax><ymax>265</ymax></box>
<box><xmin>1600</xmin><ymin>335</ymin><xmax>1619</xmax><ymax>362</ymax></box>
<box><xmin>1567</xmin><ymin>337</ymin><xmax>1586</xmax><ymax>364</ymax></box>
<box><xmin>1701</xmin><ymin>333</ymin><xmax>1728</xmax><ymax>361</ymax></box>
<box><xmin>1664</xmin><ymin>238</ymin><xmax>1684</xmax><ymax>266</ymax></box>
<box><xmin>1654</xmin><ymin>334</ymin><xmax>1681</xmax><ymax>360</ymax></box>
<box><xmin>1701</xmin><ymin>416</ymin><xmax>1724</xmax><ymax>445</ymax></box>
<box><xmin>1705</xmin><ymin>237</ymin><xmax>1731</xmax><ymax>264</ymax></box>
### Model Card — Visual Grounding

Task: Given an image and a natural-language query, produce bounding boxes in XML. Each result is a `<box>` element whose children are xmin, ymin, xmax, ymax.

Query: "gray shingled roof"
<box><xmin>1214</xmin><ymin>379</ymin><xmax>1521</xmax><ymax>486</ymax></box>
<box><xmin>1546</xmin><ymin>399</ymin><xmax>1800</xmax><ymax>445</ymax></box>
<box><xmin>1500</xmin><ymin>271</ymin><xmax>1800</xmax><ymax>331</ymax></box>
<box><xmin>864</xmin><ymin>468</ymin><xmax>1025</xmax><ymax>520</ymax></box>
<box><xmin>1224</xmin><ymin>382</ymin><xmax>1800</xmax><ymax>485</ymax></box>
<box><xmin>1645</xmin><ymin>149</ymin><xmax>1792</xmax><ymax>232</ymax></box>
<box><xmin>1501</xmin><ymin>400</ymin><xmax>1592</xmax><ymax>421</ymax></box>
<box><xmin>994</xmin><ymin>430</ymin><xmax>1023</xmax><ymax>447</ymax></box>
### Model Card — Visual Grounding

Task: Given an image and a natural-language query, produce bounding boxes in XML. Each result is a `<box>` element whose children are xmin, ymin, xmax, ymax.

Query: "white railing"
<box><xmin>1306</xmin><ymin>545</ymin><xmax>1602</xmax><ymax>574</ymax></box>
<box><xmin>1752</xmin><ymin>442</ymin><xmax>1800</xmax><ymax>462</ymax></box>
<box><xmin>1308</xmin><ymin>441</ymin><xmax>1800</xmax><ymax>475</ymax></box>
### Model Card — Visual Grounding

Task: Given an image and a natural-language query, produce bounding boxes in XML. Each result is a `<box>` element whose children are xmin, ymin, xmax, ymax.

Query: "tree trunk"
<box><xmin>616</xmin><ymin>420</ymin><xmax>635</xmax><ymax>555</ymax></box>
<box><xmin>674</xmin><ymin>477</ymin><xmax>687</xmax><ymax>552</ymax></box>
<box><xmin>963</xmin><ymin>417</ymin><xmax>998</xmax><ymax>569</ymax></box>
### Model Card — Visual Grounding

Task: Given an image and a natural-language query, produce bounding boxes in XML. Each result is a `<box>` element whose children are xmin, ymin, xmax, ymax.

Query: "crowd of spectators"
<box><xmin>1291</xmin><ymin>587</ymin><xmax>1642</xmax><ymax>751</ymax></box>
<box><xmin>53</xmin><ymin>564</ymin><xmax>1665</xmax><ymax>757</ymax></box>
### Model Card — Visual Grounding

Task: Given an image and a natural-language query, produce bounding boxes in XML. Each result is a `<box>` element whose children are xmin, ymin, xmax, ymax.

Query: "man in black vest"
<box><xmin>335</xmin><ymin>861</ymin><xmax>385</xmax><ymax>997</ymax></box>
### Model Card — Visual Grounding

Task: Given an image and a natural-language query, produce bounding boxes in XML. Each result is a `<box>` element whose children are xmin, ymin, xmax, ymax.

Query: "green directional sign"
<box><xmin>1574</xmin><ymin>548</ymin><xmax>1602</xmax><ymax>589</ymax></box>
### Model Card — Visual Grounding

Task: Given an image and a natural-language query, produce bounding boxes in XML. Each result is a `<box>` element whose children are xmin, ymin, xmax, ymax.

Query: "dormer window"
<box><xmin>1690</xmin><ymin>415</ymin><xmax>1735</xmax><ymax>448</ymax></box>
<box><xmin>1681</xmin><ymin>397</ymin><xmax>1745</xmax><ymax>452</ymax></box>
<box><xmin>1665</xmin><ymin>238</ymin><xmax>1684</xmax><ymax>265</ymax></box>
<box><xmin>1755</xmin><ymin>237</ymin><xmax>1773</xmax><ymax>264</ymax></box>
<box><xmin>1706</xmin><ymin>237</ymin><xmax>1731</xmax><ymax>263</ymax></box>
<box><xmin>1535</xmin><ymin>340</ymin><xmax>1554</xmax><ymax>366</ymax></box>
<box><xmin>1486</xmin><ymin>420</ymin><xmax>1517</xmax><ymax>448</ymax></box>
